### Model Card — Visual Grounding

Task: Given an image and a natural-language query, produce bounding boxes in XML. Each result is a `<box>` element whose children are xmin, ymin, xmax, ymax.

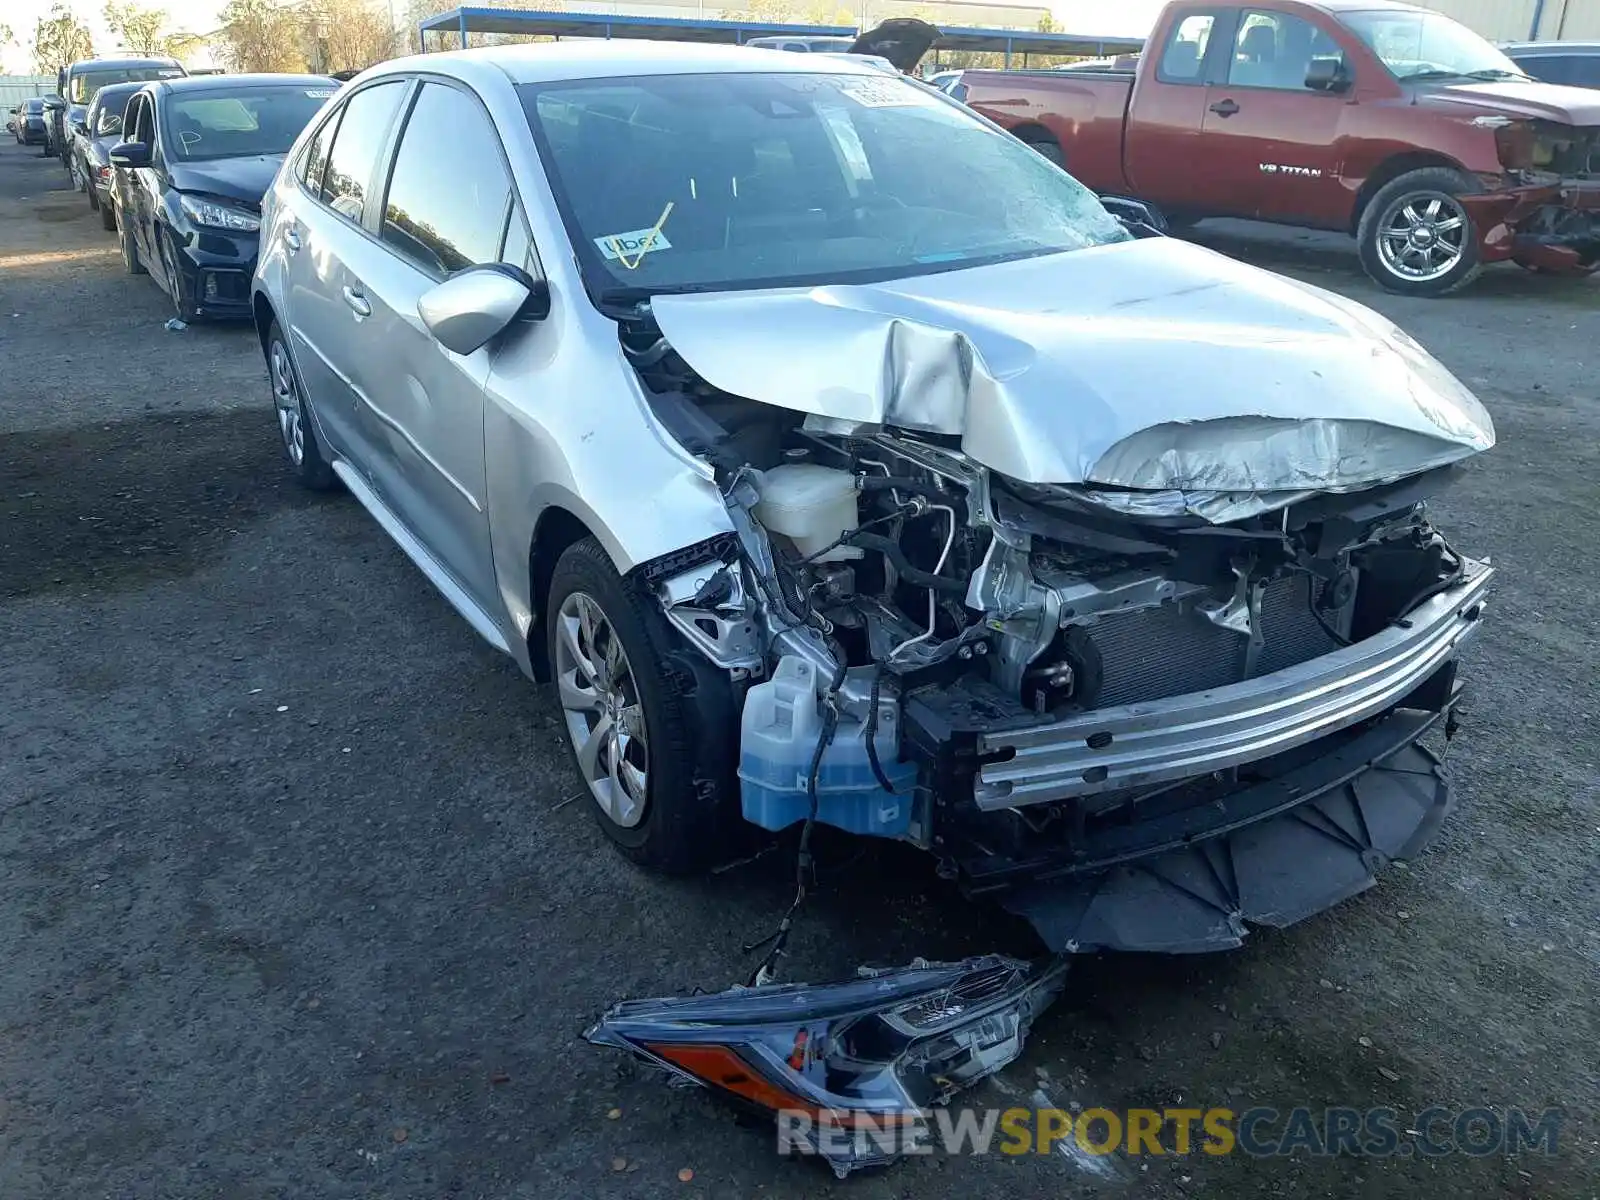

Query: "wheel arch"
<box><xmin>526</xmin><ymin>506</ymin><xmax>598</xmax><ymax>682</ymax></box>
<box><xmin>1350</xmin><ymin>152</ymin><xmax>1472</xmax><ymax>235</ymax></box>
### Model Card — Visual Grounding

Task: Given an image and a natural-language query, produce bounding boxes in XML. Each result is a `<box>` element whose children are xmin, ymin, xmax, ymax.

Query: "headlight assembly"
<box><xmin>179</xmin><ymin>193</ymin><xmax>260</xmax><ymax>232</ymax></box>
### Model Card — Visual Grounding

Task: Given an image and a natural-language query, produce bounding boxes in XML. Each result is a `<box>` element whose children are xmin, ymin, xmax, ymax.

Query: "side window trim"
<box><xmin>372</xmin><ymin>73</ymin><xmax>522</xmax><ymax>279</ymax></box>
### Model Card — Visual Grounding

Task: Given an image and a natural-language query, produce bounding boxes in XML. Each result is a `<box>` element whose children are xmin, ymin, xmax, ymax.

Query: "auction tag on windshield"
<box><xmin>595</xmin><ymin>228</ymin><xmax>672</xmax><ymax>261</ymax></box>
<box><xmin>838</xmin><ymin>78</ymin><xmax>928</xmax><ymax>108</ymax></box>
<box><xmin>305</xmin><ymin>89</ymin><xmax>337</xmax><ymax>99</ymax></box>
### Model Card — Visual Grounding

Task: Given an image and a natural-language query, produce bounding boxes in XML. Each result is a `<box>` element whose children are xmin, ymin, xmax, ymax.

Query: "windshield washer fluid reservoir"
<box><xmin>754</xmin><ymin>463</ymin><xmax>861</xmax><ymax>562</ymax></box>
<box><xmin>739</xmin><ymin>656</ymin><xmax>917</xmax><ymax>837</ymax></box>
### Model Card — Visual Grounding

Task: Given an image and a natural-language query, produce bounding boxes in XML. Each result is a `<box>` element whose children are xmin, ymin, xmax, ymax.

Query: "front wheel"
<box><xmin>547</xmin><ymin>538</ymin><xmax>741</xmax><ymax>874</ymax></box>
<box><xmin>1357</xmin><ymin>167</ymin><xmax>1482</xmax><ymax>297</ymax></box>
<box><xmin>1018</xmin><ymin>131</ymin><xmax>1065</xmax><ymax>168</ymax></box>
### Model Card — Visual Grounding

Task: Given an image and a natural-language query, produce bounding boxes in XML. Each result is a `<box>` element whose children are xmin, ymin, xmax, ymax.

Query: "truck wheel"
<box><xmin>546</xmin><ymin>537</ymin><xmax>741</xmax><ymax>874</ymax></box>
<box><xmin>1357</xmin><ymin>167</ymin><xmax>1482</xmax><ymax>297</ymax></box>
<box><xmin>1018</xmin><ymin>130</ymin><xmax>1065</xmax><ymax>168</ymax></box>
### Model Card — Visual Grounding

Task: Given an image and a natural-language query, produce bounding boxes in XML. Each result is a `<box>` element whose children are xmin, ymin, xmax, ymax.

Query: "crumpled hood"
<box><xmin>1418</xmin><ymin>79</ymin><xmax>1600</xmax><ymax>125</ymax></box>
<box><xmin>650</xmin><ymin>238</ymin><xmax>1494</xmax><ymax>502</ymax></box>
<box><xmin>168</xmin><ymin>154</ymin><xmax>286</xmax><ymax>209</ymax></box>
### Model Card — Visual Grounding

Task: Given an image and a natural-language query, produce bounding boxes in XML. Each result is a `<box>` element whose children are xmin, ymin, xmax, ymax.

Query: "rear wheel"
<box><xmin>117</xmin><ymin>207</ymin><xmax>146</xmax><ymax>275</ymax></box>
<box><xmin>1357</xmin><ymin>167</ymin><xmax>1482</xmax><ymax>297</ymax></box>
<box><xmin>546</xmin><ymin>537</ymin><xmax>741</xmax><ymax>874</ymax></box>
<box><xmin>267</xmin><ymin>321</ymin><xmax>336</xmax><ymax>490</ymax></box>
<box><xmin>1017</xmin><ymin>130</ymin><xmax>1065</xmax><ymax>168</ymax></box>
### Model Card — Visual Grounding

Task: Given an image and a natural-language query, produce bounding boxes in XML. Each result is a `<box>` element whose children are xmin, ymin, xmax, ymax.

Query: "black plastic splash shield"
<box><xmin>995</xmin><ymin>711</ymin><xmax>1453</xmax><ymax>953</ymax></box>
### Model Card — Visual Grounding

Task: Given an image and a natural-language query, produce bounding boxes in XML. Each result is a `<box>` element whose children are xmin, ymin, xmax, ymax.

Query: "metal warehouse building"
<box><xmin>1419</xmin><ymin>0</ymin><xmax>1600</xmax><ymax>41</ymax></box>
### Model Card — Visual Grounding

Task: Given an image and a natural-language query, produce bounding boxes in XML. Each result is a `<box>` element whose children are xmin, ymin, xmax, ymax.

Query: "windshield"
<box><xmin>163</xmin><ymin>86</ymin><xmax>336</xmax><ymax>161</ymax></box>
<box><xmin>69</xmin><ymin>65</ymin><xmax>182</xmax><ymax>104</ymax></box>
<box><xmin>519</xmin><ymin>71</ymin><xmax>1128</xmax><ymax>299</ymax></box>
<box><xmin>1343</xmin><ymin>10</ymin><xmax>1527</xmax><ymax>81</ymax></box>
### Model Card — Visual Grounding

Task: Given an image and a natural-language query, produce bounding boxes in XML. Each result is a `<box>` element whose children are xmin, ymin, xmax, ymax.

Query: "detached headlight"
<box><xmin>179</xmin><ymin>193</ymin><xmax>260</xmax><ymax>232</ymax></box>
<box><xmin>585</xmin><ymin>955</ymin><xmax>1068</xmax><ymax>1177</ymax></box>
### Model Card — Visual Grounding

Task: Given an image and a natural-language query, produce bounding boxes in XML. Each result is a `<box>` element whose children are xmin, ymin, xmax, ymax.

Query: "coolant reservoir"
<box><xmin>754</xmin><ymin>463</ymin><xmax>861</xmax><ymax>561</ymax></box>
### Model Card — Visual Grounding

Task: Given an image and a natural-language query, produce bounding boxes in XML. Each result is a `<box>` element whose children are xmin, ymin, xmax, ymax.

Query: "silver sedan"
<box><xmin>252</xmin><ymin>41</ymin><xmax>1493</xmax><ymax>955</ymax></box>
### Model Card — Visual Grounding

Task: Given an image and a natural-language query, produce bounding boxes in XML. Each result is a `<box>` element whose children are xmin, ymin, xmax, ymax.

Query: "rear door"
<box><xmin>1122</xmin><ymin>9</ymin><xmax>1230</xmax><ymax>201</ymax></box>
<box><xmin>335</xmin><ymin>78</ymin><xmax>517</xmax><ymax>609</ymax></box>
<box><xmin>276</xmin><ymin>79</ymin><xmax>408</xmax><ymax>462</ymax></box>
<box><xmin>1195</xmin><ymin>6</ymin><xmax>1350</xmax><ymax>224</ymax></box>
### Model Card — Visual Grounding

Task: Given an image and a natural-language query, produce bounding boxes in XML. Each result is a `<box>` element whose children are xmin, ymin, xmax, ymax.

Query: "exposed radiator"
<box><xmin>1087</xmin><ymin>575</ymin><xmax>1343</xmax><ymax>708</ymax></box>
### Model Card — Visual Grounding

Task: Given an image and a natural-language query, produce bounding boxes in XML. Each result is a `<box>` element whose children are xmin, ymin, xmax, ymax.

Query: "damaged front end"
<box><xmin>614</xmin><ymin>242</ymin><xmax>1494</xmax><ymax>956</ymax></box>
<box><xmin>585</xmin><ymin>954</ymin><xmax>1068</xmax><ymax>1177</ymax></box>
<box><xmin>1474</xmin><ymin>118</ymin><xmax>1600</xmax><ymax>272</ymax></box>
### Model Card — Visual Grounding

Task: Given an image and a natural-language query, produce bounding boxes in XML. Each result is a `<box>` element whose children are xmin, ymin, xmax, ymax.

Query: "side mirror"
<box><xmin>1099</xmin><ymin>194</ymin><xmax>1169</xmax><ymax>237</ymax></box>
<box><xmin>1305</xmin><ymin>57</ymin><xmax>1352</xmax><ymax>93</ymax></box>
<box><xmin>418</xmin><ymin>263</ymin><xmax>550</xmax><ymax>356</ymax></box>
<box><xmin>109</xmin><ymin>140</ymin><xmax>151</xmax><ymax>168</ymax></box>
<box><xmin>72</xmin><ymin>119</ymin><xmax>88</xmax><ymax>135</ymax></box>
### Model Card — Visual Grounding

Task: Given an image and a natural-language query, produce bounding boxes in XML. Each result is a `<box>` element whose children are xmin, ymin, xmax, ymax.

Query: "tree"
<box><xmin>32</xmin><ymin>4</ymin><xmax>94</xmax><ymax>73</ymax></box>
<box><xmin>303</xmin><ymin>0</ymin><xmax>395</xmax><ymax>72</ymax></box>
<box><xmin>102</xmin><ymin>1</ymin><xmax>176</xmax><ymax>55</ymax></box>
<box><xmin>1036</xmin><ymin>12</ymin><xmax>1058</xmax><ymax>33</ymax></box>
<box><xmin>216</xmin><ymin>0</ymin><xmax>306</xmax><ymax>72</ymax></box>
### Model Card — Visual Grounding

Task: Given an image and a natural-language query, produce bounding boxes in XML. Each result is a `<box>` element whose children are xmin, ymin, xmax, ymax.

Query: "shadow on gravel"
<box><xmin>0</xmin><ymin>408</ymin><xmax>332</xmax><ymax>598</ymax></box>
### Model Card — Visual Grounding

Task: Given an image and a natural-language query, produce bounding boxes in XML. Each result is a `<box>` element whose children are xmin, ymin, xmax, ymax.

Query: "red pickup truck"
<box><xmin>951</xmin><ymin>0</ymin><xmax>1600</xmax><ymax>295</ymax></box>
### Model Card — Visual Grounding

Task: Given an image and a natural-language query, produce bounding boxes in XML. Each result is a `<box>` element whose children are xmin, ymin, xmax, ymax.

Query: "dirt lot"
<box><xmin>1</xmin><ymin>137</ymin><xmax>1596</xmax><ymax>1199</ymax></box>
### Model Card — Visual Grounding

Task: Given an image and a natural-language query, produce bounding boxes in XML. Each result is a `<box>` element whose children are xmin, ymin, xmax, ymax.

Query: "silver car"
<box><xmin>252</xmin><ymin>42</ymin><xmax>1494</xmax><ymax>955</ymax></box>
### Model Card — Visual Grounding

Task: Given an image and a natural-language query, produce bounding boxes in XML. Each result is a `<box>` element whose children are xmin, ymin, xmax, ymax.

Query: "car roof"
<box><xmin>154</xmin><ymin>72</ymin><xmax>337</xmax><ymax>93</ymax></box>
<box><xmin>69</xmin><ymin>56</ymin><xmax>182</xmax><ymax>72</ymax></box>
<box><xmin>1502</xmin><ymin>40</ymin><xmax>1600</xmax><ymax>55</ymax></box>
<box><xmin>358</xmin><ymin>40</ymin><xmax>885</xmax><ymax>88</ymax></box>
<box><xmin>1300</xmin><ymin>0</ymin><xmax>1428</xmax><ymax>12</ymax></box>
<box><xmin>90</xmin><ymin>81</ymin><xmax>148</xmax><ymax>101</ymax></box>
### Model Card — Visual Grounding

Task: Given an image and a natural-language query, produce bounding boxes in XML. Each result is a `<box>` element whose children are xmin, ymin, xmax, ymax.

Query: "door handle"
<box><xmin>283</xmin><ymin>225</ymin><xmax>300</xmax><ymax>253</ymax></box>
<box><xmin>342</xmin><ymin>285</ymin><xmax>371</xmax><ymax>318</ymax></box>
<box><xmin>1209</xmin><ymin>98</ymin><xmax>1240</xmax><ymax>117</ymax></box>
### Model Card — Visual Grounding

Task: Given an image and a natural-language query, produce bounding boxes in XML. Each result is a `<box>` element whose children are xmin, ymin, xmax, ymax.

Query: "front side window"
<box><xmin>1227</xmin><ymin>11</ymin><xmax>1345</xmax><ymax>90</ymax></box>
<box><xmin>521</xmin><ymin>71</ymin><xmax>1127</xmax><ymax>300</ymax></box>
<box><xmin>380</xmin><ymin>82</ymin><xmax>512</xmax><ymax>277</ymax></box>
<box><xmin>162</xmin><ymin>85</ymin><xmax>335</xmax><ymax>161</ymax></box>
<box><xmin>128</xmin><ymin>95</ymin><xmax>154</xmax><ymax>145</ymax></box>
<box><xmin>1159</xmin><ymin>13</ymin><xmax>1217</xmax><ymax>83</ymax></box>
<box><xmin>320</xmin><ymin>80</ymin><xmax>405</xmax><ymax>223</ymax></box>
<box><xmin>1343</xmin><ymin>11</ymin><xmax>1527</xmax><ymax>82</ymax></box>
<box><xmin>299</xmin><ymin>109</ymin><xmax>340</xmax><ymax>193</ymax></box>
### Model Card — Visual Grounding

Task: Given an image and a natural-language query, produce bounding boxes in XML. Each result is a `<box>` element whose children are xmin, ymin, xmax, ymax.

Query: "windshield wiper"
<box><xmin>1464</xmin><ymin>68</ymin><xmax>1536</xmax><ymax>81</ymax></box>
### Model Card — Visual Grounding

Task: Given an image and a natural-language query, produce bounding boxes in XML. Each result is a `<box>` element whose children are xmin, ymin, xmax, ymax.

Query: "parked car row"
<box><xmin>50</xmin><ymin>69</ymin><xmax>338</xmax><ymax>320</ymax></box>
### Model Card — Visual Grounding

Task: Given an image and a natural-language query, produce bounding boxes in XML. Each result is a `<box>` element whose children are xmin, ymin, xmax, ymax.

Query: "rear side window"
<box><xmin>320</xmin><ymin>80</ymin><xmax>405</xmax><ymax>223</ymax></box>
<box><xmin>1159</xmin><ymin>13</ymin><xmax>1216</xmax><ymax>83</ymax></box>
<box><xmin>379</xmin><ymin>82</ymin><xmax>512</xmax><ymax>277</ymax></box>
<box><xmin>299</xmin><ymin>109</ymin><xmax>340</xmax><ymax>193</ymax></box>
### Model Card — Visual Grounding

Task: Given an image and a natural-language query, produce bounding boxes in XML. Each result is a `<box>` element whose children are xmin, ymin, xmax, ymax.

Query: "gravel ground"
<box><xmin>1</xmin><ymin>137</ymin><xmax>1596</xmax><ymax>1199</ymax></box>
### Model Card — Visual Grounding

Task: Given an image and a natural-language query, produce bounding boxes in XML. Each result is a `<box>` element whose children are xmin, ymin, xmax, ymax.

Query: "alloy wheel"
<box><xmin>269</xmin><ymin>339</ymin><xmax>304</xmax><ymax>467</ymax></box>
<box><xmin>554</xmin><ymin>591</ymin><xmax>650</xmax><ymax>828</ymax></box>
<box><xmin>1376</xmin><ymin>191</ymin><xmax>1468</xmax><ymax>283</ymax></box>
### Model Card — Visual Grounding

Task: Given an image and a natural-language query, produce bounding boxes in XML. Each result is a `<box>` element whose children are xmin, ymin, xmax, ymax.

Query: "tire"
<box><xmin>546</xmin><ymin>537</ymin><xmax>741</xmax><ymax>874</ymax></box>
<box><xmin>117</xmin><ymin>208</ymin><xmax>146</xmax><ymax>275</ymax></box>
<box><xmin>87</xmin><ymin>181</ymin><xmax>98</xmax><ymax>210</ymax></box>
<box><xmin>158</xmin><ymin>236</ymin><xmax>188</xmax><ymax>321</ymax></box>
<box><xmin>1019</xmin><ymin>131</ymin><xmax>1065</xmax><ymax>168</ymax></box>
<box><xmin>266</xmin><ymin>321</ymin><xmax>336</xmax><ymax>491</ymax></box>
<box><xmin>99</xmin><ymin>194</ymin><xmax>116</xmax><ymax>231</ymax></box>
<box><xmin>1357</xmin><ymin>167</ymin><xmax>1482</xmax><ymax>297</ymax></box>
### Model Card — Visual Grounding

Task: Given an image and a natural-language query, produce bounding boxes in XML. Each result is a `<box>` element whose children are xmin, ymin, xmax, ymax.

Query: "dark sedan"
<box><xmin>71</xmin><ymin>81</ymin><xmax>146</xmax><ymax>230</ymax></box>
<box><xmin>109</xmin><ymin>74</ymin><xmax>337</xmax><ymax>320</ymax></box>
<box><xmin>14</xmin><ymin>98</ymin><xmax>48</xmax><ymax>147</ymax></box>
